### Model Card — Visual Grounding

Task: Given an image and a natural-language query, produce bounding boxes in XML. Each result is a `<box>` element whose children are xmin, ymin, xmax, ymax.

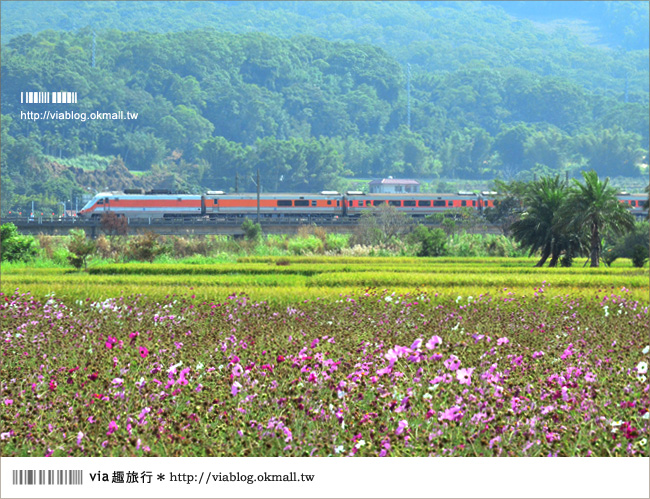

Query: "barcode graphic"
<box><xmin>12</xmin><ymin>470</ymin><xmax>83</xmax><ymax>485</ymax></box>
<box><xmin>21</xmin><ymin>91</ymin><xmax>77</xmax><ymax>103</ymax></box>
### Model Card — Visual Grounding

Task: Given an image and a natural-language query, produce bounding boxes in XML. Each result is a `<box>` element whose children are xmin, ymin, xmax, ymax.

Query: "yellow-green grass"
<box><xmin>2</xmin><ymin>257</ymin><xmax>647</xmax><ymax>304</ymax></box>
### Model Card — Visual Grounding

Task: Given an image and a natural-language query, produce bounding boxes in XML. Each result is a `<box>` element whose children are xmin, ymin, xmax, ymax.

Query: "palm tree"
<box><xmin>557</xmin><ymin>170</ymin><xmax>635</xmax><ymax>267</ymax></box>
<box><xmin>510</xmin><ymin>176</ymin><xmax>570</xmax><ymax>267</ymax></box>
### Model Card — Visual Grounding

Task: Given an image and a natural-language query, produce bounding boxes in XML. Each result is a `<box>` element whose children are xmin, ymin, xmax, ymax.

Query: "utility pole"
<box><xmin>235</xmin><ymin>172</ymin><xmax>239</xmax><ymax>193</ymax></box>
<box><xmin>407</xmin><ymin>63</ymin><xmax>411</xmax><ymax>130</ymax></box>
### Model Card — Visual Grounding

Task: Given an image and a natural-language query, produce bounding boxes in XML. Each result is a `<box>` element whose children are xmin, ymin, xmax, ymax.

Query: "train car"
<box><xmin>201</xmin><ymin>191</ymin><xmax>343</xmax><ymax>219</ymax></box>
<box><xmin>344</xmin><ymin>192</ymin><xmax>491</xmax><ymax>217</ymax></box>
<box><xmin>76</xmin><ymin>189</ymin><xmax>647</xmax><ymax>221</ymax></box>
<box><xmin>78</xmin><ymin>191</ymin><xmax>203</xmax><ymax>219</ymax></box>
<box><xmin>617</xmin><ymin>193</ymin><xmax>647</xmax><ymax>219</ymax></box>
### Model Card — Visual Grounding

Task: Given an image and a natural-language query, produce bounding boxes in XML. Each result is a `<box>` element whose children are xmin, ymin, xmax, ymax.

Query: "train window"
<box><xmin>104</xmin><ymin>198</ymin><xmax>109</xmax><ymax>204</ymax></box>
<box><xmin>418</xmin><ymin>200</ymin><xmax>430</xmax><ymax>207</ymax></box>
<box><xmin>373</xmin><ymin>200</ymin><xmax>386</xmax><ymax>206</ymax></box>
<box><xmin>461</xmin><ymin>200</ymin><xmax>467</xmax><ymax>207</ymax></box>
<box><xmin>277</xmin><ymin>200</ymin><xmax>292</xmax><ymax>207</ymax></box>
<box><xmin>294</xmin><ymin>200</ymin><xmax>309</xmax><ymax>207</ymax></box>
<box><xmin>311</xmin><ymin>200</ymin><xmax>317</xmax><ymax>207</ymax></box>
<box><xmin>389</xmin><ymin>200</ymin><xmax>401</xmax><ymax>207</ymax></box>
<box><xmin>327</xmin><ymin>200</ymin><xmax>332</xmax><ymax>205</ymax></box>
<box><xmin>213</xmin><ymin>199</ymin><xmax>218</xmax><ymax>205</ymax></box>
<box><xmin>433</xmin><ymin>200</ymin><xmax>446</xmax><ymax>207</ymax></box>
<box><xmin>97</xmin><ymin>199</ymin><xmax>104</xmax><ymax>205</ymax></box>
<box><xmin>472</xmin><ymin>201</ymin><xmax>476</xmax><ymax>207</ymax></box>
<box><xmin>404</xmin><ymin>200</ymin><xmax>416</xmax><ymax>207</ymax></box>
<box><xmin>337</xmin><ymin>200</ymin><xmax>340</xmax><ymax>207</ymax></box>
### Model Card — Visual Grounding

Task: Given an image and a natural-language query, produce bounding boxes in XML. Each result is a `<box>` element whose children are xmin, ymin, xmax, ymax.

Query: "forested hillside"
<box><xmin>1</xmin><ymin>2</ymin><xmax>648</xmax><ymax>215</ymax></box>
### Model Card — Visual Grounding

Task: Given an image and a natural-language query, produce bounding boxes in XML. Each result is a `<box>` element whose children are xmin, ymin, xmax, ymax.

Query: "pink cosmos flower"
<box><xmin>106</xmin><ymin>421</ymin><xmax>118</xmax><ymax>436</ymax></box>
<box><xmin>395</xmin><ymin>420</ymin><xmax>408</xmax><ymax>435</ymax></box>
<box><xmin>410</xmin><ymin>338</ymin><xmax>423</xmax><ymax>350</ymax></box>
<box><xmin>438</xmin><ymin>405</ymin><xmax>463</xmax><ymax>422</ymax></box>
<box><xmin>139</xmin><ymin>346</ymin><xmax>149</xmax><ymax>358</ymax></box>
<box><xmin>105</xmin><ymin>336</ymin><xmax>117</xmax><ymax>349</ymax></box>
<box><xmin>497</xmin><ymin>337</ymin><xmax>509</xmax><ymax>346</ymax></box>
<box><xmin>456</xmin><ymin>367</ymin><xmax>474</xmax><ymax>385</ymax></box>
<box><xmin>444</xmin><ymin>355</ymin><xmax>461</xmax><ymax>371</ymax></box>
<box><xmin>3</xmin><ymin>399</ymin><xmax>13</xmax><ymax>406</ymax></box>
<box><xmin>584</xmin><ymin>371</ymin><xmax>596</xmax><ymax>383</ymax></box>
<box><xmin>178</xmin><ymin>367</ymin><xmax>190</xmax><ymax>386</ymax></box>
<box><xmin>425</xmin><ymin>335</ymin><xmax>442</xmax><ymax>350</ymax></box>
<box><xmin>532</xmin><ymin>351</ymin><xmax>544</xmax><ymax>359</ymax></box>
<box><xmin>76</xmin><ymin>431</ymin><xmax>84</xmax><ymax>446</ymax></box>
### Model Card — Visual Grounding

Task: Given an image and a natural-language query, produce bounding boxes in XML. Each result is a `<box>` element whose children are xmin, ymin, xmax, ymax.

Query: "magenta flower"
<box><xmin>395</xmin><ymin>420</ymin><xmax>408</xmax><ymax>435</ymax></box>
<box><xmin>76</xmin><ymin>431</ymin><xmax>84</xmax><ymax>446</ymax></box>
<box><xmin>105</xmin><ymin>336</ymin><xmax>117</xmax><ymax>349</ymax></box>
<box><xmin>138</xmin><ymin>346</ymin><xmax>149</xmax><ymax>358</ymax></box>
<box><xmin>3</xmin><ymin>399</ymin><xmax>13</xmax><ymax>406</ymax></box>
<box><xmin>584</xmin><ymin>371</ymin><xmax>596</xmax><ymax>383</ymax></box>
<box><xmin>425</xmin><ymin>335</ymin><xmax>442</xmax><ymax>350</ymax></box>
<box><xmin>444</xmin><ymin>355</ymin><xmax>461</xmax><ymax>371</ymax></box>
<box><xmin>438</xmin><ymin>405</ymin><xmax>463</xmax><ymax>422</ymax></box>
<box><xmin>532</xmin><ymin>351</ymin><xmax>544</xmax><ymax>359</ymax></box>
<box><xmin>410</xmin><ymin>338</ymin><xmax>423</xmax><ymax>350</ymax></box>
<box><xmin>456</xmin><ymin>367</ymin><xmax>474</xmax><ymax>385</ymax></box>
<box><xmin>497</xmin><ymin>337</ymin><xmax>509</xmax><ymax>346</ymax></box>
<box><xmin>178</xmin><ymin>367</ymin><xmax>191</xmax><ymax>386</ymax></box>
<box><xmin>106</xmin><ymin>421</ymin><xmax>118</xmax><ymax>436</ymax></box>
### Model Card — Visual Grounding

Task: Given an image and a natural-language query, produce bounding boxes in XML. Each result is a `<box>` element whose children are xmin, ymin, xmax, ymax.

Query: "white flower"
<box><xmin>456</xmin><ymin>296</ymin><xmax>462</xmax><ymax>303</ymax></box>
<box><xmin>354</xmin><ymin>439</ymin><xmax>366</xmax><ymax>449</ymax></box>
<box><xmin>334</xmin><ymin>445</ymin><xmax>345</xmax><ymax>454</ymax></box>
<box><xmin>637</xmin><ymin>361</ymin><xmax>648</xmax><ymax>375</ymax></box>
<box><xmin>385</xmin><ymin>296</ymin><xmax>393</xmax><ymax>302</ymax></box>
<box><xmin>637</xmin><ymin>375</ymin><xmax>647</xmax><ymax>383</ymax></box>
<box><xmin>423</xmin><ymin>393</ymin><xmax>432</xmax><ymax>399</ymax></box>
<box><xmin>642</xmin><ymin>345</ymin><xmax>650</xmax><ymax>355</ymax></box>
<box><xmin>642</xmin><ymin>412</ymin><xmax>650</xmax><ymax>420</ymax></box>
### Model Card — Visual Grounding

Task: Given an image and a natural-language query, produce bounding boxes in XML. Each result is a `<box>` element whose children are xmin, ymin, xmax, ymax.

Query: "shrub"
<box><xmin>324</xmin><ymin>233</ymin><xmax>349</xmax><ymax>253</ymax></box>
<box><xmin>631</xmin><ymin>245</ymin><xmax>648</xmax><ymax>268</ymax></box>
<box><xmin>67</xmin><ymin>229</ymin><xmax>96</xmax><ymax>270</ymax></box>
<box><xmin>0</xmin><ymin>223</ymin><xmax>39</xmax><ymax>262</ymax></box>
<box><xmin>288</xmin><ymin>235</ymin><xmax>323</xmax><ymax>255</ymax></box>
<box><xmin>242</xmin><ymin>219</ymin><xmax>262</xmax><ymax>242</ymax></box>
<box><xmin>409</xmin><ymin>225</ymin><xmax>448</xmax><ymax>257</ymax></box>
<box><xmin>126</xmin><ymin>231</ymin><xmax>165</xmax><ymax>262</ymax></box>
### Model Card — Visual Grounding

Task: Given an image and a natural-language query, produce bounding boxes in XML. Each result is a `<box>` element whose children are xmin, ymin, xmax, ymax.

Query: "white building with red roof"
<box><xmin>368</xmin><ymin>177</ymin><xmax>420</xmax><ymax>194</ymax></box>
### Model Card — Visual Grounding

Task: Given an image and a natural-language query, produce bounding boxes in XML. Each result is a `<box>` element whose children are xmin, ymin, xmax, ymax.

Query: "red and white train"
<box><xmin>77</xmin><ymin>189</ymin><xmax>648</xmax><ymax>220</ymax></box>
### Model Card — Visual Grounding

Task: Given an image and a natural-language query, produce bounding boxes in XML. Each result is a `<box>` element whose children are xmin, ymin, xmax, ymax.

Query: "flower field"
<box><xmin>1</xmin><ymin>257</ymin><xmax>648</xmax><ymax>456</ymax></box>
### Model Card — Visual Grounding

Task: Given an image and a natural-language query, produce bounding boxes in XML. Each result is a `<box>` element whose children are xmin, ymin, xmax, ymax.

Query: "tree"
<box><xmin>509</xmin><ymin>176</ymin><xmax>571</xmax><ymax>267</ymax></box>
<box><xmin>557</xmin><ymin>170</ymin><xmax>635</xmax><ymax>267</ymax></box>
<box><xmin>100</xmin><ymin>211</ymin><xmax>128</xmax><ymax>236</ymax></box>
<box><xmin>352</xmin><ymin>204</ymin><xmax>414</xmax><ymax>249</ymax></box>
<box><xmin>241</xmin><ymin>219</ymin><xmax>262</xmax><ymax>242</ymax></box>
<box><xmin>409</xmin><ymin>225</ymin><xmax>447</xmax><ymax>257</ymax></box>
<box><xmin>67</xmin><ymin>229</ymin><xmax>96</xmax><ymax>269</ymax></box>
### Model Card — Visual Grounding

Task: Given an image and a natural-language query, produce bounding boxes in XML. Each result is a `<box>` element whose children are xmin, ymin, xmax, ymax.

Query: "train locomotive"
<box><xmin>77</xmin><ymin>189</ymin><xmax>648</xmax><ymax>220</ymax></box>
